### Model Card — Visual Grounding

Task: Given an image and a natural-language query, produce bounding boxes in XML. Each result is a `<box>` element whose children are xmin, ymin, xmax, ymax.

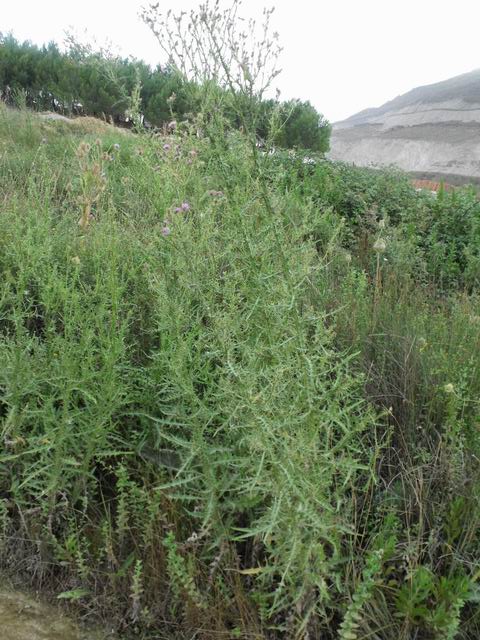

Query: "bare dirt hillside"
<box><xmin>329</xmin><ymin>69</ymin><xmax>480</xmax><ymax>182</ymax></box>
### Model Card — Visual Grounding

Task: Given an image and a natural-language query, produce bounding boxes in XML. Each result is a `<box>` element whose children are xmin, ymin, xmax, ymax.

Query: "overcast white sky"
<box><xmin>3</xmin><ymin>0</ymin><xmax>480</xmax><ymax>122</ymax></box>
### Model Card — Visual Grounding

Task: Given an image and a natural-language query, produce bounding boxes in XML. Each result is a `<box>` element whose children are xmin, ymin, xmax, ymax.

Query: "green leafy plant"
<box><xmin>339</xmin><ymin>550</ymin><xmax>384</xmax><ymax>640</ymax></box>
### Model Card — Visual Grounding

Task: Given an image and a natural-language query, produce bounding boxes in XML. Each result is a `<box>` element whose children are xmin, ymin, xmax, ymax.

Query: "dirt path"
<box><xmin>0</xmin><ymin>589</ymin><xmax>106</xmax><ymax>640</ymax></box>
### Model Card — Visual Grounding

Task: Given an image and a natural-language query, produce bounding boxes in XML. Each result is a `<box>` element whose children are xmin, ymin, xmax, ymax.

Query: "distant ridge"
<box><xmin>335</xmin><ymin>68</ymin><xmax>480</xmax><ymax>129</ymax></box>
<box><xmin>329</xmin><ymin>69</ymin><xmax>480</xmax><ymax>182</ymax></box>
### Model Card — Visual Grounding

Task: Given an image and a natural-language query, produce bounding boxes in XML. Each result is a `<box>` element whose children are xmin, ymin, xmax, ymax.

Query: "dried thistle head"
<box><xmin>76</xmin><ymin>141</ymin><xmax>91</xmax><ymax>159</ymax></box>
<box><xmin>373</xmin><ymin>238</ymin><xmax>387</xmax><ymax>253</ymax></box>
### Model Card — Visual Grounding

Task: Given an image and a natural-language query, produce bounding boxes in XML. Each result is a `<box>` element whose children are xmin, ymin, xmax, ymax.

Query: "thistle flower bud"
<box><xmin>373</xmin><ymin>238</ymin><xmax>386</xmax><ymax>253</ymax></box>
<box><xmin>417</xmin><ymin>337</ymin><xmax>428</xmax><ymax>351</ymax></box>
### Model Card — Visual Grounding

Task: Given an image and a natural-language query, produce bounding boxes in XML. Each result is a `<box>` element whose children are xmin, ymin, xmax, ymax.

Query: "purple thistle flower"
<box><xmin>162</xmin><ymin>225</ymin><xmax>171</xmax><ymax>237</ymax></box>
<box><xmin>163</xmin><ymin>143</ymin><xmax>171</xmax><ymax>151</ymax></box>
<box><xmin>174</xmin><ymin>207</ymin><xmax>182</xmax><ymax>213</ymax></box>
<box><xmin>181</xmin><ymin>201</ymin><xmax>190</xmax><ymax>212</ymax></box>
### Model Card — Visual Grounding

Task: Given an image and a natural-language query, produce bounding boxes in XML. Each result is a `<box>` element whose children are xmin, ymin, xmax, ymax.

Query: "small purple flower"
<box><xmin>181</xmin><ymin>201</ymin><xmax>190</xmax><ymax>212</ymax></box>
<box><xmin>174</xmin><ymin>207</ymin><xmax>182</xmax><ymax>213</ymax></box>
<box><xmin>162</xmin><ymin>225</ymin><xmax>171</xmax><ymax>237</ymax></box>
<box><xmin>163</xmin><ymin>143</ymin><xmax>171</xmax><ymax>151</ymax></box>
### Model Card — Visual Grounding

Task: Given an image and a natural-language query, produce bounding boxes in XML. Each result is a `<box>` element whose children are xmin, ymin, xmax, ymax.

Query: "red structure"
<box><xmin>411</xmin><ymin>179</ymin><xmax>455</xmax><ymax>193</ymax></box>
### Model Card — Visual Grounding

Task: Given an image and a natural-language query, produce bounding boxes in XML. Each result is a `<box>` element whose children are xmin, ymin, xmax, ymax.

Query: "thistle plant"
<box><xmin>140</xmin><ymin>0</ymin><xmax>284</xmax><ymax>165</ymax></box>
<box><xmin>373</xmin><ymin>231</ymin><xmax>387</xmax><ymax>308</ymax></box>
<box><xmin>75</xmin><ymin>139</ymin><xmax>109</xmax><ymax>230</ymax></box>
<box><xmin>124</xmin><ymin>67</ymin><xmax>144</xmax><ymax>132</ymax></box>
<box><xmin>141</xmin><ymin>0</ymin><xmax>281</xmax><ymax>101</ymax></box>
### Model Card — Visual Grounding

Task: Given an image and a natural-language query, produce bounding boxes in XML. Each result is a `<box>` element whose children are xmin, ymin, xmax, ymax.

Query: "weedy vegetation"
<box><xmin>0</xmin><ymin>2</ymin><xmax>479</xmax><ymax>638</ymax></box>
